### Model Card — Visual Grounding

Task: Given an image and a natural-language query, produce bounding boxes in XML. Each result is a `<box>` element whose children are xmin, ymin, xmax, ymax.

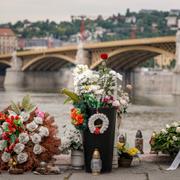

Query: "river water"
<box><xmin>0</xmin><ymin>89</ymin><xmax>179</xmax><ymax>153</ymax></box>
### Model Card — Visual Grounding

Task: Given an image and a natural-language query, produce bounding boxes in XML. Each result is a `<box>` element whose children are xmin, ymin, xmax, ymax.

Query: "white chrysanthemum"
<box><xmin>1</xmin><ymin>152</ymin><xmax>11</xmax><ymax>162</ymax></box>
<box><xmin>33</xmin><ymin>144</ymin><xmax>43</xmax><ymax>155</ymax></box>
<box><xmin>0</xmin><ymin>140</ymin><xmax>6</xmax><ymax>151</ymax></box>
<box><xmin>176</xmin><ymin>127</ymin><xmax>180</xmax><ymax>133</ymax></box>
<box><xmin>161</xmin><ymin>129</ymin><xmax>167</xmax><ymax>134</ymax></box>
<box><xmin>17</xmin><ymin>152</ymin><xmax>28</xmax><ymax>164</ymax></box>
<box><xmin>19</xmin><ymin>133</ymin><xmax>29</xmax><ymax>144</ymax></box>
<box><xmin>39</xmin><ymin>126</ymin><xmax>49</xmax><ymax>137</ymax></box>
<box><xmin>166</xmin><ymin>124</ymin><xmax>170</xmax><ymax>129</ymax></box>
<box><xmin>31</xmin><ymin>133</ymin><xmax>42</xmax><ymax>144</ymax></box>
<box><xmin>73</xmin><ymin>65</ymin><xmax>89</xmax><ymax>76</ymax></box>
<box><xmin>2</xmin><ymin>122</ymin><xmax>8</xmax><ymax>130</ymax></box>
<box><xmin>26</xmin><ymin>121</ymin><xmax>38</xmax><ymax>132</ymax></box>
<box><xmin>173</xmin><ymin>136</ymin><xmax>178</xmax><ymax>141</ymax></box>
<box><xmin>20</xmin><ymin>111</ymin><xmax>30</xmax><ymax>122</ymax></box>
<box><xmin>13</xmin><ymin>143</ymin><xmax>25</xmax><ymax>154</ymax></box>
<box><xmin>172</xmin><ymin>122</ymin><xmax>179</xmax><ymax>127</ymax></box>
<box><xmin>34</xmin><ymin>117</ymin><xmax>43</xmax><ymax>125</ymax></box>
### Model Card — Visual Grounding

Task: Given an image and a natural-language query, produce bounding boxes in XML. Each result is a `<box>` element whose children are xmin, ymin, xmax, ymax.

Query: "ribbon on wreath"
<box><xmin>166</xmin><ymin>150</ymin><xmax>180</xmax><ymax>171</ymax></box>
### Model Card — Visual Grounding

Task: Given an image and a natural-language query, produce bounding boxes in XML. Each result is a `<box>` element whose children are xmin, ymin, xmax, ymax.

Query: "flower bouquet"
<box><xmin>60</xmin><ymin>123</ymin><xmax>84</xmax><ymax>169</ymax></box>
<box><xmin>116</xmin><ymin>142</ymin><xmax>139</xmax><ymax>167</ymax></box>
<box><xmin>0</xmin><ymin>95</ymin><xmax>61</xmax><ymax>172</ymax></box>
<box><xmin>60</xmin><ymin>123</ymin><xmax>83</xmax><ymax>153</ymax></box>
<box><xmin>150</xmin><ymin>121</ymin><xmax>180</xmax><ymax>156</ymax></box>
<box><xmin>61</xmin><ymin>53</ymin><xmax>129</xmax><ymax>173</ymax></box>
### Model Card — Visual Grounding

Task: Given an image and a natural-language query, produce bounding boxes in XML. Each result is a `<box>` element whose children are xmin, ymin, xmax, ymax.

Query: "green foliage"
<box><xmin>21</xmin><ymin>95</ymin><xmax>36</xmax><ymax>113</ymax></box>
<box><xmin>61</xmin><ymin>88</ymin><xmax>80</xmax><ymax>104</ymax></box>
<box><xmin>11</xmin><ymin>101</ymin><xmax>21</xmax><ymax>115</ymax></box>
<box><xmin>4</xmin><ymin>10</ymin><xmax>176</xmax><ymax>42</ymax></box>
<box><xmin>150</xmin><ymin>124</ymin><xmax>180</xmax><ymax>156</ymax></box>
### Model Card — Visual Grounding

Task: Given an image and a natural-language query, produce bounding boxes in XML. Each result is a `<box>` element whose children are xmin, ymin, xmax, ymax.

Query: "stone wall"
<box><xmin>132</xmin><ymin>68</ymin><xmax>174</xmax><ymax>105</ymax></box>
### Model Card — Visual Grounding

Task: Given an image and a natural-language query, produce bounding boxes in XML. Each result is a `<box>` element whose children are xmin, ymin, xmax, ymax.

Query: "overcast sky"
<box><xmin>1</xmin><ymin>0</ymin><xmax>180</xmax><ymax>23</ymax></box>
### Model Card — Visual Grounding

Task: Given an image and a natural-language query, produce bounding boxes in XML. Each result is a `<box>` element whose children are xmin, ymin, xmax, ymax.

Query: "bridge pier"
<box><xmin>4</xmin><ymin>68</ymin><xmax>25</xmax><ymax>89</ymax></box>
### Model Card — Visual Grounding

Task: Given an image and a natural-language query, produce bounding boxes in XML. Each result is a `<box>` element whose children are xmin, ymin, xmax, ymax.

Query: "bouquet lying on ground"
<box><xmin>0</xmin><ymin>95</ymin><xmax>61</xmax><ymax>171</ymax></box>
<box><xmin>150</xmin><ymin>121</ymin><xmax>180</xmax><ymax>156</ymax></box>
<box><xmin>61</xmin><ymin>54</ymin><xmax>130</xmax><ymax>131</ymax></box>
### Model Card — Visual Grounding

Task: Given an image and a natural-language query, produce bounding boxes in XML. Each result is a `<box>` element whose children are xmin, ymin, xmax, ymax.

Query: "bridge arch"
<box><xmin>0</xmin><ymin>60</ymin><xmax>11</xmax><ymax>75</ymax></box>
<box><xmin>91</xmin><ymin>46</ymin><xmax>175</xmax><ymax>70</ymax></box>
<box><xmin>22</xmin><ymin>54</ymin><xmax>76</xmax><ymax>71</ymax></box>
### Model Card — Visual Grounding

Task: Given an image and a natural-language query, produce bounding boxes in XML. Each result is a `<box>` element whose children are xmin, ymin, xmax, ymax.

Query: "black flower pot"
<box><xmin>83</xmin><ymin>107</ymin><xmax>116</xmax><ymax>173</ymax></box>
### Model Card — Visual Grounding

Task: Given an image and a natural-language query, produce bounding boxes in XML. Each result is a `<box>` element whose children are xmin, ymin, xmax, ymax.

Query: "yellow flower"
<box><xmin>85</xmin><ymin>85</ymin><xmax>90</xmax><ymax>90</ymax></box>
<box><xmin>116</xmin><ymin>142</ymin><xmax>124</xmax><ymax>150</ymax></box>
<box><xmin>127</xmin><ymin>147</ymin><xmax>139</xmax><ymax>156</ymax></box>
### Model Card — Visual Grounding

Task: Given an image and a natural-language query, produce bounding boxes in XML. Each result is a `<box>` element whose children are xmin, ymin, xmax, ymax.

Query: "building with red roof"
<box><xmin>0</xmin><ymin>28</ymin><xmax>17</xmax><ymax>54</ymax></box>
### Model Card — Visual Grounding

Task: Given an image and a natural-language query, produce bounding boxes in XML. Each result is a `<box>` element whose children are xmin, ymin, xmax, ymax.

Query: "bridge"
<box><xmin>0</xmin><ymin>36</ymin><xmax>176</xmax><ymax>72</ymax></box>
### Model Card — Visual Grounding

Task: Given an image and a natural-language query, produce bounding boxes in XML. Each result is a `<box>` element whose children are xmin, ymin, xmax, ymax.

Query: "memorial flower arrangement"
<box><xmin>61</xmin><ymin>53</ymin><xmax>129</xmax><ymax>132</ymax></box>
<box><xmin>60</xmin><ymin>123</ymin><xmax>83</xmax><ymax>152</ymax></box>
<box><xmin>0</xmin><ymin>95</ymin><xmax>61</xmax><ymax>171</ymax></box>
<box><xmin>150</xmin><ymin>121</ymin><xmax>180</xmax><ymax>156</ymax></box>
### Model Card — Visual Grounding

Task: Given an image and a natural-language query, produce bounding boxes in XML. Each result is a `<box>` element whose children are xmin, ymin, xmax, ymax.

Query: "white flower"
<box><xmin>166</xmin><ymin>124</ymin><xmax>170</xmax><ymax>129</ymax></box>
<box><xmin>171</xmin><ymin>122</ymin><xmax>179</xmax><ymax>127</ymax></box>
<box><xmin>116</xmin><ymin>73</ymin><xmax>123</xmax><ymax>81</ymax></box>
<box><xmin>31</xmin><ymin>133</ymin><xmax>42</xmax><ymax>144</ymax></box>
<box><xmin>13</xmin><ymin>143</ymin><xmax>25</xmax><ymax>154</ymax></box>
<box><xmin>39</xmin><ymin>126</ymin><xmax>49</xmax><ymax>137</ymax></box>
<box><xmin>19</xmin><ymin>133</ymin><xmax>29</xmax><ymax>144</ymax></box>
<box><xmin>1</xmin><ymin>152</ymin><xmax>11</xmax><ymax>162</ymax></box>
<box><xmin>33</xmin><ymin>144</ymin><xmax>43</xmax><ymax>155</ymax></box>
<box><xmin>0</xmin><ymin>140</ymin><xmax>6</xmax><ymax>151</ymax></box>
<box><xmin>112</xmin><ymin>100</ymin><xmax>120</xmax><ymax>107</ymax></box>
<box><xmin>109</xmin><ymin>70</ymin><xmax>116</xmax><ymax>76</ymax></box>
<box><xmin>26</xmin><ymin>121</ymin><xmax>38</xmax><ymax>132</ymax></box>
<box><xmin>20</xmin><ymin>112</ymin><xmax>30</xmax><ymax>122</ymax></box>
<box><xmin>34</xmin><ymin>117</ymin><xmax>43</xmax><ymax>125</ymax></box>
<box><xmin>2</xmin><ymin>122</ymin><xmax>8</xmax><ymax>130</ymax></box>
<box><xmin>173</xmin><ymin>136</ymin><xmax>178</xmax><ymax>141</ymax></box>
<box><xmin>17</xmin><ymin>152</ymin><xmax>28</xmax><ymax>164</ymax></box>
<box><xmin>176</xmin><ymin>127</ymin><xmax>180</xmax><ymax>133</ymax></box>
<box><xmin>161</xmin><ymin>129</ymin><xmax>167</xmax><ymax>134</ymax></box>
<box><xmin>120</xmin><ymin>99</ymin><xmax>128</xmax><ymax>106</ymax></box>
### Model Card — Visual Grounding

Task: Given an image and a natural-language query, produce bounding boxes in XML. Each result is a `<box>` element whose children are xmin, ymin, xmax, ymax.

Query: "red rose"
<box><xmin>100</xmin><ymin>53</ymin><xmax>108</xmax><ymax>60</ymax></box>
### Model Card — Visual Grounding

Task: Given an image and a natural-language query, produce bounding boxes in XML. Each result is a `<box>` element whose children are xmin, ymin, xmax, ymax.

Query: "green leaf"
<box><xmin>26</xmin><ymin>104</ymin><xmax>37</xmax><ymax>113</ymax></box>
<box><xmin>61</xmin><ymin>88</ymin><xmax>80</xmax><ymax>103</ymax></box>
<box><xmin>11</xmin><ymin>101</ymin><xmax>21</xmax><ymax>115</ymax></box>
<box><xmin>10</xmin><ymin>134</ymin><xmax>15</xmax><ymax>143</ymax></box>
<box><xmin>21</xmin><ymin>95</ymin><xmax>31</xmax><ymax>110</ymax></box>
<box><xmin>64</xmin><ymin>97</ymin><xmax>72</xmax><ymax>104</ymax></box>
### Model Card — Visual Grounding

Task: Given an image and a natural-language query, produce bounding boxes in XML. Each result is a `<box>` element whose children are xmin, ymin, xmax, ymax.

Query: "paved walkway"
<box><xmin>0</xmin><ymin>154</ymin><xmax>179</xmax><ymax>180</ymax></box>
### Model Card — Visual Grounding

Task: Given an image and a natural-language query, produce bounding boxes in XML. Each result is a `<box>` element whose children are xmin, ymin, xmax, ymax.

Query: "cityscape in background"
<box><xmin>0</xmin><ymin>9</ymin><xmax>179</xmax><ymax>68</ymax></box>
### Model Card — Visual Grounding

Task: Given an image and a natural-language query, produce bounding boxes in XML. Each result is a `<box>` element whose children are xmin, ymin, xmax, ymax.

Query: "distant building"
<box><xmin>152</xmin><ymin>22</ymin><xmax>158</xmax><ymax>33</ymax></box>
<box><xmin>125</xmin><ymin>16</ymin><xmax>136</xmax><ymax>24</ymax></box>
<box><xmin>139</xmin><ymin>9</ymin><xmax>157</xmax><ymax>14</ymax></box>
<box><xmin>18</xmin><ymin>37</ymin><xmax>62</xmax><ymax>50</ymax></box>
<box><xmin>166</xmin><ymin>16</ymin><xmax>178</xmax><ymax>27</ymax></box>
<box><xmin>0</xmin><ymin>28</ymin><xmax>17</xmax><ymax>54</ymax></box>
<box><xmin>169</xmin><ymin>9</ymin><xmax>180</xmax><ymax>16</ymax></box>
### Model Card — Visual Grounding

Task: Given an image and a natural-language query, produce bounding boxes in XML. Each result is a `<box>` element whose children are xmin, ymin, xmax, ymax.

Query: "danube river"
<box><xmin>0</xmin><ymin>89</ymin><xmax>179</xmax><ymax>152</ymax></box>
